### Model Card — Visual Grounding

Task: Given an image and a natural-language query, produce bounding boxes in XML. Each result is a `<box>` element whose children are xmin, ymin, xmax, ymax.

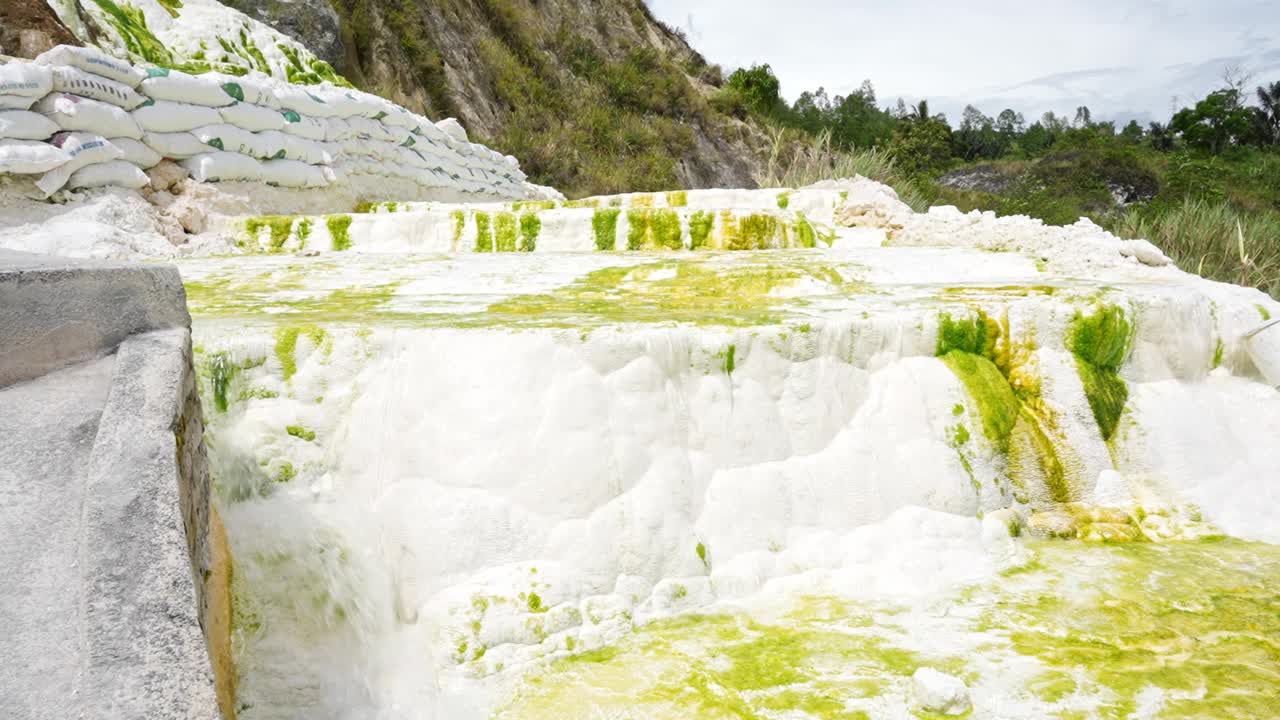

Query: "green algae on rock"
<box><xmin>1067</xmin><ymin>304</ymin><xmax>1134</xmax><ymax>441</ymax></box>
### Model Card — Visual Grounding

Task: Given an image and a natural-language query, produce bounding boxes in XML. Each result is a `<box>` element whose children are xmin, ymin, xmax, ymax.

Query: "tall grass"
<box><xmin>754</xmin><ymin>129</ymin><xmax>930</xmax><ymax>211</ymax></box>
<box><xmin>1112</xmin><ymin>198</ymin><xmax>1280</xmax><ymax>298</ymax></box>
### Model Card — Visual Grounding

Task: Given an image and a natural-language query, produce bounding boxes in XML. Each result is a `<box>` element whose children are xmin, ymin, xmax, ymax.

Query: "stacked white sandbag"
<box><xmin>0</xmin><ymin>62</ymin><xmax>54</xmax><ymax>109</ymax></box>
<box><xmin>2</xmin><ymin>45</ymin><xmax>532</xmax><ymax>198</ymax></box>
<box><xmin>36</xmin><ymin>132</ymin><xmax>123</xmax><ymax>194</ymax></box>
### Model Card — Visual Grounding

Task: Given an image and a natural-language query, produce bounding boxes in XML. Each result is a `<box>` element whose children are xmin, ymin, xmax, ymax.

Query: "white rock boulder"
<box><xmin>912</xmin><ymin>667</ymin><xmax>972</xmax><ymax>715</ymax></box>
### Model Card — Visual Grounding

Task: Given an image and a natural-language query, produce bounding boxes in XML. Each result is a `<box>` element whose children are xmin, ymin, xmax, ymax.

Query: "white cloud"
<box><xmin>647</xmin><ymin>0</ymin><xmax>1280</xmax><ymax>121</ymax></box>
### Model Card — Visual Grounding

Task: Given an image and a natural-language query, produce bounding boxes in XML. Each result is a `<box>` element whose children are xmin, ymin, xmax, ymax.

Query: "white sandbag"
<box><xmin>132</xmin><ymin>99</ymin><xmax>222</xmax><ymax>133</ymax></box>
<box><xmin>108</xmin><ymin>137</ymin><xmax>162</xmax><ymax>169</ymax></box>
<box><xmin>345</xmin><ymin>115</ymin><xmax>394</xmax><ymax>141</ymax></box>
<box><xmin>219</xmin><ymin>102</ymin><xmax>286</xmax><ymax>132</ymax></box>
<box><xmin>274</xmin><ymin>85</ymin><xmax>336</xmax><ymax>117</ymax></box>
<box><xmin>192</xmin><ymin>124</ymin><xmax>283</xmax><ymax>159</ymax></box>
<box><xmin>142</xmin><ymin>131</ymin><xmax>208</xmax><ymax>159</ymax></box>
<box><xmin>139</xmin><ymin>68</ymin><xmax>236</xmax><ymax>107</ymax></box>
<box><xmin>378</xmin><ymin>103</ymin><xmax>419</xmax><ymax>129</ymax></box>
<box><xmin>181</xmin><ymin>151</ymin><xmax>263</xmax><ymax>182</ymax></box>
<box><xmin>34</xmin><ymin>93</ymin><xmax>142</xmax><ymax>139</ymax></box>
<box><xmin>412</xmin><ymin>119</ymin><xmax>450</xmax><ymax>144</ymax></box>
<box><xmin>0</xmin><ymin>95</ymin><xmax>37</xmax><ymax>110</ymax></box>
<box><xmin>50</xmin><ymin>65</ymin><xmax>145</xmax><ymax>109</ymax></box>
<box><xmin>309</xmin><ymin>88</ymin><xmax>374</xmax><ymax>118</ymax></box>
<box><xmin>436</xmin><ymin>117</ymin><xmax>468</xmax><ymax>142</ymax></box>
<box><xmin>37</xmin><ymin>132</ymin><xmax>123</xmax><ymax>194</ymax></box>
<box><xmin>323</xmin><ymin>116</ymin><xmax>351</xmax><ymax>142</ymax></box>
<box><xmin>0</xmin><ymin>62</ymin><xmax>54</xmax><ymax>98</ymax></box>
<box><xmin>35</xmin><ymin>45</ymin><xmax>145</xmax><ymax>88</ymax></box>
<box><xmin>279</xmin><ymin>111</ymin><xmax>327</xmax><ymax>140</ymax></box>
<box><xmin>260</xmin><ymin>158</ymin><xmax>329</xmax><ymax>188</ymax></box>
<box><xmin>279</xmin><ymin>133</ymin><xmax>330</xmax><ymax>164</ymax></box>
<box><xmin>0</xmin><ymin>110</ymin><xmax>60</xmax><ymax>140</ymax></box>
<box><xmin>66</xmin><ymin>159</ymin><xmax>149</xmax><ymax>190</ymax></box>
<box><xmin>204</xmin><ymin>72</ymin><xmax>277</xmax><ymax>107</ymax></box>
<box><xmin>0</xmin><ymin>139</ymin><xmax>70</xmax><ymax>174</ymax></box>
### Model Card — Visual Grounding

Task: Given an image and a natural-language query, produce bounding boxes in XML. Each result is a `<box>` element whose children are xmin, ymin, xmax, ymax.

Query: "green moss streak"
<box><xmin>942</xmin><ymin>351</ymin><xmax>1020</xmax><ymax>450</ymax></box>
<box><xmin>244</xmin><ymin>216</ymin><xmax>297</xmax><ymax>253</ymax></box>
<box><xmin>1212</xmin><ymin>337</ymin><xmax>1225</xmax><ymax>369</ymax></box>
<box><xmin>696</xmin><ymin>542</ymin><xmax>709</xmax><ymax>571</ymax></box>
<box><xmin>736</xmin><ymin>213</ymin><xmax>779</xmax><ymax>250</ymax></box>
<box><xmin>273</xmin><ymin>325</ymin><xmax>325</xmax><ymax>381</ymax></box>
<box><xmin>327</xmin><ymin>215</ymin><xmax>353</xmax><ymax>251</ymax></box>
<box><xmin>776</xmin><ymin>191</ymin><xmax>791</xmax><ymax>209</ymax></box>
<box><xmin>91</xmin><ymin>0</ymin><xmax>172</xmax><ymax>65</ymax></box>
<box><xmin>494</xmin><ymin>212</ymin><xmax>518</xmax><ymax>252</ymax></box>
<box><xmin>794</xmin><ymin>212</ymin><xmax>817</xmax><ymax>248</ymax></box>
<box><xmin>592</xmin><ymin>209</ymin><xmax>621</xmax><ymax>251</ymax></box>
<box><xmin>938</xmin><ymin>309</ymin><xmax>1072</xmax><ymax>501</ymax></box>
<box><xmin>1067</xmin><ymin>304</ymin><xmax>1133</xmax><ymax>441</ymax></box>
<box><xmin>666</xmin><ymin>190</ymin><xmax>688</xmax><ymax>207</ymax></box>
<box><xmin>620</xmin><ymin>207</ymin><xmax>681</xmax><ymax>251</ymax></box>
<box><xmin>474</xmin><ymin>212</ymin><xmax>494</xmax><ymax>252</ymax></box>
<box><xmin>688</xmin><ymin>211</ymin><xmax>714</xmax><ymax>249</ymax></box>
<box><xmin>450</xmin><ymin>210</ymin><xmax>465</xmax><ymax>248</ymax></box>
<box><xmin>1258</xmin><ymin>305</ymin><xmax>1272</xmax><ymax>321</ymax></box>
<box><xmin>518</xmin><ymin>213</ymin><xmax>540</xmax><ymax>252</ymax></box>
<box><xmin>936</xmin><ymin>311</ymin><xmax>1001</xmax><ymax>357</ymax></box>
<box><xmin>208</xmin><ymin>351</ymin><xmax>239</xmax><ymax>413</ymax></box>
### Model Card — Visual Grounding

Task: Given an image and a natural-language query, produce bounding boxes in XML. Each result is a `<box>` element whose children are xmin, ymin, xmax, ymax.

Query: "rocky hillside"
<box><xmin>220</xmin><ymin>0</ymin><xmax>773</xmax><ymax>196</ymax></box>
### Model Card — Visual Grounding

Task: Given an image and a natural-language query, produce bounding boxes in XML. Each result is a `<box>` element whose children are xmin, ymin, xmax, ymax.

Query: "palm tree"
<box><xmin>1256</xmin><ymin>81</ymin><xmax>1280</xmax><ymax>144</ymax></box>
<box><xmin>910</xmin><ymin>99</ymin><xmax>930</xmax><ymax>123</ymax></box>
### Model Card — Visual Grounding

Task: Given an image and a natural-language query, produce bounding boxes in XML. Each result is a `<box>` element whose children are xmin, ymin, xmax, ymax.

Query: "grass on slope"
<box><xmin>1113</xmin><ymin>199</ymin><xmax>1280</xmax><ymax>298</ymax></box>
<box><xmin>754</xmin><ymin>129</ymin><xmax>930</xmax><ymax>212</ymax></box>
<box><xmin>927</xmin><ymin>145</ymin><xmax>1280</xmax><ymax>298</ymax></box>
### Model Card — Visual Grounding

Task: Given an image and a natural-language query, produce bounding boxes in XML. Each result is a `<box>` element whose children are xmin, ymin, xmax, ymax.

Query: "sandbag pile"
<box><xmin>0</xmin><ymin>46</ymin><xmax>528</xmax><ymax>198</ymax></box>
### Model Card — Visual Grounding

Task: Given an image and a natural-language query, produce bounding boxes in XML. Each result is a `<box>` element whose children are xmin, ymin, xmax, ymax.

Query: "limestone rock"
<box><xmin>912</xmin><ymin>668</ymin><xmax>972</xmax><ymax>715</ymax></box>
<box><xmin>147</xmin><ymin>161</ymin><xmax>189</xmax><ymax>194</ymax></box>
<box><xmin>1120</xmin><ymin>238</ymin><xmax>1172</xmax><ymax>267</ymax></box>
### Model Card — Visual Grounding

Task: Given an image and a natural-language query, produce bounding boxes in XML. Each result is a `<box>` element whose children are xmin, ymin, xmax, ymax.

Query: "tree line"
<box><xmin>716</xmin><ymin>64</ymin><xmax>1280</xmax><ymax>174</ymax></box>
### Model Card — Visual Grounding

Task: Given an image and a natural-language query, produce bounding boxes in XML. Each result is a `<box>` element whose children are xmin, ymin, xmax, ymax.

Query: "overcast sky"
<box><xmin>646</xmin><ymin>0</ymin><xmax>1280</xmax><ymax>124</ymax></box>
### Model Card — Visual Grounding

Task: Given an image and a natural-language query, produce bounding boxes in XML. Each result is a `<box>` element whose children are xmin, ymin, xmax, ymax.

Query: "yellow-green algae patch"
<box><xmin>495</xmin><ymin>596</ymin><xmax>958</xmax><ymax>720</ymax></box>
<box><xmin>273</xmin><ymin>325</ymin><xmax>325</xmax><ymax>381</ymax></box>
<box><xmin>497</xmin><ymin>540</ymin><xmax>1280</xmax><ymax>720</ymax></box>
<box><xmin>980</xmin><ymin>539</ymin><xmax>1280</xmax><ymax>719</ymax></box>
<box><xmin>484</xmin><ymin>258</ymin><xmax>862</xmax><ymax>328</ymax></box>
<box><xmin>937</xmin><ymin>309</ymin><xmax>1074</xmax><ymax>502</ymax></box>
<box><xmin>592</xmin><ymin>209</ymin><xmax>621</xmax><ymax>251</ymax></box>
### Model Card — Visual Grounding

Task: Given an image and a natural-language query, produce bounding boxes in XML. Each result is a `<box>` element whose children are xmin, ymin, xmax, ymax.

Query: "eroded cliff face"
<box><xmin>1</xmin><ymin>0</ymin><xmax>79</xmax><ymax>58</ymax></box>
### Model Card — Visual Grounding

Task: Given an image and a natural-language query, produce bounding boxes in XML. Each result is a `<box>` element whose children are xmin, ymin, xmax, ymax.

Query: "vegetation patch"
<box><xmin>591</xmin><ymin>209</ymin><xmax>621</xmax><ymax>251</ymax></box>
<box><xmin>273</xmin><ymin>325</ymin><xmax>325</xmax><ymax>381</ymax></box>
<box><xmin>327</xmin><ymin>215</ymin><xmax>353</xmax><ymax>251</ymax></box>
<box><xmin>1066</xmin><ymin>304</ymin><xmax>1133</xmax><ymax>441</ymax></box>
